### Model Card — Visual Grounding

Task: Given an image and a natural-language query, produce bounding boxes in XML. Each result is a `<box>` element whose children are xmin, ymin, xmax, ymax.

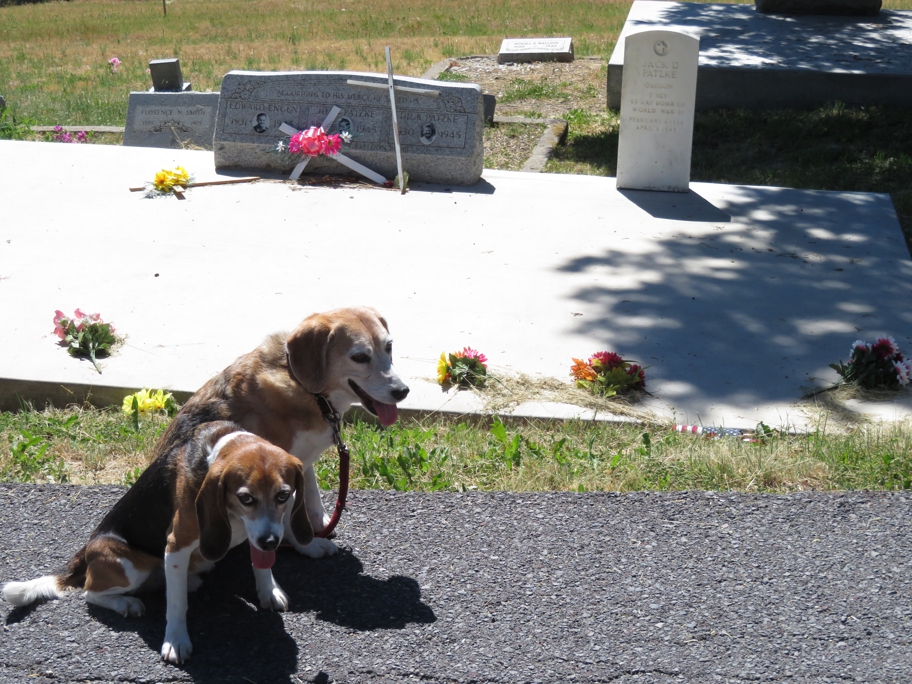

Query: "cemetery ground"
<box><xmin>2</xmin><ymin>51</ymin><xmax>912</xmax><ymax>494</ymax></box>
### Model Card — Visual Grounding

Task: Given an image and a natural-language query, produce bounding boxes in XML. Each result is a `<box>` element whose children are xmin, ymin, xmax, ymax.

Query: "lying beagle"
<box><xmin>2</xmin><ymin>421</ymin><xmax>312</xmax><ymax>664</ymax></box>
<box><xmin>154</xmin><ymin>306</ymin><xmax>410</xmax><ymax>558</ymax></box>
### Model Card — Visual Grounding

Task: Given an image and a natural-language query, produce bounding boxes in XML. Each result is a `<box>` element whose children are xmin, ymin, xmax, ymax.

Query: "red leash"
<box><xmin>313</xmin><ymin>394</ymin><xmax>350</xmax><ymax>539</ymax></box>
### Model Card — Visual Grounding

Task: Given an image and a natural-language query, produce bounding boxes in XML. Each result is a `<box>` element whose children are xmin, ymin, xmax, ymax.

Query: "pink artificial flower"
<box><xmin>289</xmin><ymin>127</ymin><xmax>327</xmax><ymax>156</ymax></box>
<box><xmin>73</xmin><ymin>308</ymin><xmax>102</xmax><ymax>331</ymax></box>
<box><xmin>322</xmin><ymin>133</ymin><xmax>342</xmax><ymax>156</ymax></box>
<box><xmin>896</xmin><ymin>359</ymin><xmax>912</xmax><ymax>386</ymax></box>
<box><xmin>589</xmin><ymin>351</ymin><xmax>624</xmax><ymax>370</ymax></box>
<box><xmin>457</xmin><ymin>347</ymin><xmax>488</xmax><ymax>366</ymax></box>
<box><xmin>871</xmin><ymin>336</ymin><xmax>899</xmax><ymax>360</ymax></box>
<box><xmin>76</xmin><ymin>131</ymin><xmax>87</xmax><ymax>143</ymax></box>
<box><xmin>626</xmin><ymin>363</ymin><xmax>646</xmax><ymax>388</ymax></box>
<box><xmin>108</xmin><ymin>57</ymin><xmax>121</xmax><ymax>73</ymax></box>
<box><xmin>53</xmin><ymin>310</ymin><xmax>68</xmax><ymax>339</ymax></box>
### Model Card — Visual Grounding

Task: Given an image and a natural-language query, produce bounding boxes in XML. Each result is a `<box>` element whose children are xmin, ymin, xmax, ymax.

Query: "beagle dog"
<box><xmin>151</xmin><ymin>306</ymin><xmax>410</xmax><ymax>559</ymax></box>
<box><xmin>2</xmin><ymin>421</ymin><xmax>312</xmax><ymax>664</ymax></box>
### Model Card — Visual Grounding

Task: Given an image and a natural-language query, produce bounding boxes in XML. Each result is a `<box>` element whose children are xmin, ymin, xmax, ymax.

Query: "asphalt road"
<box><xmin>1</xmin><ymin>484</ymin><xmax>911</xmax><ymax>683</ymax></box>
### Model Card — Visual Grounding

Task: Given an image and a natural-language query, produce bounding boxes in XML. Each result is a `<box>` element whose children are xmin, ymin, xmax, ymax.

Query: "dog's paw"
<box><xmin>86</xmin><ymin>592</ymin><xmax>146</xmax><ymax>617</ymax></box>
<box><xmin>259</xmin><ymin>585</ymin><xmax>290</xmax><ymax>612</ymax></box>
<box><xmin>161</xmin><ymin>627</ymin><xmax>193</xmax><ymax>664</ymax></box>
<box><xmin>294</xmin><ymin>537</ymin><xmax>338</xmax><ymax>559</ymax></box>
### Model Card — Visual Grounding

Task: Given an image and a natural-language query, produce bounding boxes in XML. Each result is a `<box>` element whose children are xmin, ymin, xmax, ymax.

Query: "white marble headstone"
<box><xmin>616</xmin><ymin>30</ymin><xmax>699</xmax><ymax>193</ymax></box>
<box><xmin>497</xmin><ymin>37</ymin><xmax>574</xmax><ymax>64</ymax></box>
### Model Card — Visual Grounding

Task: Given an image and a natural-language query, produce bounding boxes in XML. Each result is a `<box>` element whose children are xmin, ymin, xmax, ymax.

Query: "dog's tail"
<box><xmin>2</xmin><ymin>545</ymin><xmax>87</xmax><ymax>608</ymax></box>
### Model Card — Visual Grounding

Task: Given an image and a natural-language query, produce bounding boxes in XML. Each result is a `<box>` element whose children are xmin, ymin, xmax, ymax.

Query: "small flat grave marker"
<box><xmin>497</xmin><ymin>37</ymin><xmax>574</xmax><ymax>64</ymax></box>
<box><xmin>213</xmin><ymin>70</ymin><xmax>484</xmax><ymax>185</ymax></box>
<box><xmin>616</xmin><ymin>29</ymin><xmax>699</xmax><ymax>192</ymax></box>
<box><xmin>123</xmin><ymin>92</ymin><xmax>220</xmax><ymax>150</ymax></box>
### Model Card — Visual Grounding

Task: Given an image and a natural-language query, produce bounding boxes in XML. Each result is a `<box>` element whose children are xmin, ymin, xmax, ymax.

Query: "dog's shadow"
<box><xmin>89</xmin><ymin>543</ymin><xmax>434</xmax><ymax>679</ymax></box>
<box><xmin>272</xmin><ymin>544</ymin><xmax>436</xmax><ymax>630</ymax></box>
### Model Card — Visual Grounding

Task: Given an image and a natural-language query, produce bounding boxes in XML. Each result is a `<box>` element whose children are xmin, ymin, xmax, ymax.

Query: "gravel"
<box><xmin>2</xmin><ymin>485</ymin><xmax>912</xmax><ymax>683</ymax></box>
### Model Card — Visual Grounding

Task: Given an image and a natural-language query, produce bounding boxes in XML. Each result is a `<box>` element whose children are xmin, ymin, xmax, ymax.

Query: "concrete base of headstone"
<box><xmin>213</xmin><ymin>70</ymin><xmax>484</xmax><ymax>186</ymax></box>
<box><xmin>123</xmin><ymin>92</ymin><xmax>220</xmax><ymax>150</ymax></box>
<box><xmin>756</xmin><ymin>0</ymin><xmax>881</xmax><ymax>14</ymax></box>
<box><xmin>497</xmin><ymin>38</ymin><xmax>574</xmax><ymax>63</ymax></box>
<box><xmin>608</xmin><ymin>1</ymin><xmax>912</xmax><ymax>111</ymax></box>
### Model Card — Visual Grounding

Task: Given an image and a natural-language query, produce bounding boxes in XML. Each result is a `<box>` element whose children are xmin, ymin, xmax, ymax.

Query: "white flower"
<box><xmin>339</xmin><ymin>131</ymin><xmax>352</xmax><ymax>144</ymax></box>
<box><xmin>895</xmin><ymin>359</ymin><xmax>912</xmax><ymax>386</ymax></box>
<box><xmin>275</xmin><ymin>140</ymin><xmax>286</xmax><ymax>153</ymax></box>
<box><xmin>852</xmin><ymin>339</ymin><xmax>868</xmax><ymax>352</ymax></box>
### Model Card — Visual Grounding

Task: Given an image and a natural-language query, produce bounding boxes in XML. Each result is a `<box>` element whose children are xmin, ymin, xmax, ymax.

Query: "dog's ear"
<box><xmin>196</xmin><ymin>464</ymin><xmax>232</xmax><ymax>562</ymax></box>
<box><xmin>286</xmin><ymin>315</ymin><xmax>333</xmax><ymax>394</ymax></box>
<box><xmin>289</xmin><ymin>460</ymin><xmax>314</xmax><ymax>546</ymax></box>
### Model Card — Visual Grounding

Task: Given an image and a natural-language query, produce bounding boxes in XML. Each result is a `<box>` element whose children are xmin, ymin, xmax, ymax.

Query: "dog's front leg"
<box><xmin>253</xmin><ymin>567</ymin><xmax>289</xmax><ymax>611</ymax></box>
<box><xmin>283</xmin><ymin>478</ymin><xmax>338</xmax><ymax>559</ymax></box>
<box><xmin>161</xmin><ymin>543</ymin><xmax>197</xmax><ymax>664</ymax></box>
<box><xmin>302</xmin><ymin>463</ymin><xmax>331</xmax><ymax>532</ymax></box>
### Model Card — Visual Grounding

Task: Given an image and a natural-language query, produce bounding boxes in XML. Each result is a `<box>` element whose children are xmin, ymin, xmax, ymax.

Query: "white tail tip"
<box><xmin>2</xmin><ymin>576</ymin><xmax>64</xmax><ymax>607</ymax></box>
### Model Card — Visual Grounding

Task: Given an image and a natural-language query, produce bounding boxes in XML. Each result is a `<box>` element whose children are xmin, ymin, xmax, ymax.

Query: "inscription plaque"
<box><xmin>123</xmin><ymin>92</ymin><xmax>220</xmax><ymax>150</ymax></box>
<box><xmin>213</xmin><ymin>70</ymin><xmax>484</xmax><ymax>185</ymax></box>
<box><xmin>616</xmin><ymin>30</ymin><xmax>699</xmax><ymax>192</ymax></box>
<box><xmin>497</xmin><ymin>37</ymin><xmax>574</xmax><ymax>64</ymax></box>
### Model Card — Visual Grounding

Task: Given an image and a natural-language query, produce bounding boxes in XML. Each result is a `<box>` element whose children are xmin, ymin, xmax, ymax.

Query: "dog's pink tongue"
<box><xmin>250</xmin><ymin>544</ymin><xmax>276</xmax><ymax>570</ymax></box>
<box><xmin>374</xmin><ymin>401</ymin><xmax>399</xmax><ymax>427</ymax></box>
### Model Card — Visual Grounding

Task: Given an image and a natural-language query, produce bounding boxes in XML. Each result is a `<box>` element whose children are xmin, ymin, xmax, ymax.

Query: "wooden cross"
<box><xmin>279</xmin><ymin>106</ymin><xmax>386</xmax><ymax>185</ymax></box>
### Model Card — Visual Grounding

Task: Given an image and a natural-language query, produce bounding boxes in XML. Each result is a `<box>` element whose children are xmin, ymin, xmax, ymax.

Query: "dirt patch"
<box><xmin>443</xmin><ymin>56</ymin><xmax>607</xmax><ymax>119</ymax></box>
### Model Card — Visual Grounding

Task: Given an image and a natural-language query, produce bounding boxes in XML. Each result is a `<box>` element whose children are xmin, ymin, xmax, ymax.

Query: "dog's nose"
<box><xmin>257</xmin><ymin>534</ymin><xmax>279</xmax><ymax>552</ymax></box>
<box><xmin>391</xmin><ymin>385</ymin><xmax>410</xmax><ymax>402</ymax></box>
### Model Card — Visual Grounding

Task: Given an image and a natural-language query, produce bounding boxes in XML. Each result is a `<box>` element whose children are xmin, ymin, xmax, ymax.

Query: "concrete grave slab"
<box><xmin>213</xmin><ymin>70</ymin><xmax>483</xmax><ymax>185</ymax></box>
<box><xmin>497</xmin><ymin>37</ymin><xmax>575</xmax><ymax>63</ymax></box>
<box><xmin>123</xmin><ymin>92</ymin><xmax>220</xmax><ymax>150</ymax></box>
<box><xmin>616</xmin><ymin>29</ymin><xmax>699</xmax><ymax>192</ymax></box>
<box><xmin>1</xmin><ymin>140</ymin><xmax>911</xmax><ymax>430</ymax></box>
<box><xmin>608</xmin><ymin>1</ymin><xmax>912</xmax><ymax>110</ymax></box>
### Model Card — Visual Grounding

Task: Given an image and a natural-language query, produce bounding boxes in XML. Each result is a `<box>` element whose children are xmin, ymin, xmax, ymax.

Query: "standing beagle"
<box><xmin>2</xmin><ymin>421</ymin><xmax>312</xmax><ymax>664</ymax></box>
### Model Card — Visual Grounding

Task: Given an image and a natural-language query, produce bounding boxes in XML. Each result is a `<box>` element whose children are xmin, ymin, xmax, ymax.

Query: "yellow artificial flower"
<box><xmin>153</xmin><ymin>170</ymin><xmax>173</xmax><ymax>192</ymax></box>
<box><xmin>437</xmin><ymin>352</ymin><xmax>451</xmax><ymax>384</ymax></box>
<box><xmin>122</xmin><ymin>388</ymin><xmax>174</xmax><ymax>414</ymax></box>
<box><xmin>171</xmin><ymin>166</ymin><xmax>190</xmax><ymax>187</ymax></box>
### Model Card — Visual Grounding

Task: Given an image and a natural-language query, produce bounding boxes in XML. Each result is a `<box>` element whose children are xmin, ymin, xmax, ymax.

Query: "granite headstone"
<box><xmin>616</xmin><ymin>30</ymin><xmax>699</xmax><ymax>192</ymax></box>
<box><xmin>497</xmin><ymin>38</ymin><xmax>574</xmax><ymax>64</ymax></box>
<box><xmin>123</xmin><ymin>92</ymin><xmax>220</xmax><ymax>149</ymax></box>
<box><xmin>213</xmin><ymin>70</ymin><xmax>484</xmax><ymax>185</ymax></box>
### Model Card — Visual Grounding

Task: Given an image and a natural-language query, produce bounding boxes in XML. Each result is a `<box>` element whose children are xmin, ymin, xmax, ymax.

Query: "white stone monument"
<box><xmin>616</xmin><ymin>29</ymin><xmax>699</xmax><ymax>192</ymax></box>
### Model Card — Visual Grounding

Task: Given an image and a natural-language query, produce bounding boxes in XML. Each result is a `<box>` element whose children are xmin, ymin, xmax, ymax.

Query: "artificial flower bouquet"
<box><xmin>122</xmin><ymin>389</ymin><xmax>177</xmax><ymax>416</ymax></box>
<box><xmin>571</xmin><ymin>351</ymin><xmax>646</xmax><ymax>398</ymax></box>
<box><xmin>276</xmin><ymin>126</ymin><xmax>345</xmax><ymax>158</ymax></box>
<box><xmin>146</xmin><ymin>166</ymin><xmax>193</xmax><ymax>197</ymax></box>
<box><xmin>438</xmin><ymin>347</ymin><xmax>488</xmax><ymax>389</ymax></box>
<box><xmin>53</xmin><ymin>309</ymin><xmax>122</xmax><ymax>374</ymax></box>
<box><xmin>829</xmin><ymin>336</ymin><xmax>911</xmax><ymax>390</ymax></box>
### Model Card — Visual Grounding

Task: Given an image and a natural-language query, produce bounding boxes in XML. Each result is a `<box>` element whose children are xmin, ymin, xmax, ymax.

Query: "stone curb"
<box><xmin>31</xmin><ymin>125</ymin><xmax>124</xmax><ymax>133</ymax></box>
<box><xmin>495</xmin><ymin>116</ymin><xmax>569</xmax><ymax>173</ymax></box>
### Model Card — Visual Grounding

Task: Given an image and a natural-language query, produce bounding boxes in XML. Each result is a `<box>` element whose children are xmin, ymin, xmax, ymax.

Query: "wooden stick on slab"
<box><xmin>129</xmin><ymin>176</ymin><xmax>260</xmax><ymax>192</ymax></box>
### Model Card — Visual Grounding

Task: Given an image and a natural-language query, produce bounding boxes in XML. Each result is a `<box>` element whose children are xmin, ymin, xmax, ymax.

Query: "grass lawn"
<box><xmin>1</xmin><ymin>0</ymin><xmax>911</xmax><ymax>490</ymax></box>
